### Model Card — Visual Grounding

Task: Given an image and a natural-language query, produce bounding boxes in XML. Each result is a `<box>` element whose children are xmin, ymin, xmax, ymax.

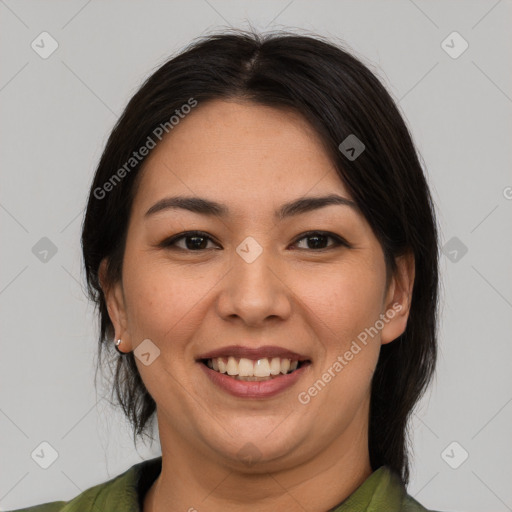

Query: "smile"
<box><xmin>201</xmin><ymin>356</ymin><xmax>307</xmax><ymax>381</ymax></box>
<box><xmin>198</xmin><ymin>358</ymin><xmax>311</xmax><ymax>399</ymax></box>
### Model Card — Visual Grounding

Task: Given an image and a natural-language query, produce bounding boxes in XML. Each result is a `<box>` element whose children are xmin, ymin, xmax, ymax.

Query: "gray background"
<box><xmin>1</xmin><ymin>1</ymin><xmax>511</xmax><ymax>511</ymax></box>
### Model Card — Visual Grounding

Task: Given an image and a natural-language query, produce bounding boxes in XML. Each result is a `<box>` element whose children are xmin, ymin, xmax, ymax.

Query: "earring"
<box><xmin>114</xmin><ymin>338</ymin><xmax>124</xmax><ymax>354</ymax></box>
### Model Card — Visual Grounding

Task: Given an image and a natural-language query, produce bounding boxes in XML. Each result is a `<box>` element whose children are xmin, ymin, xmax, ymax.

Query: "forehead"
<box><xmin>133</xmin><ymin>99</ymin><xmax>351</xmax><ymax>213</ymax></box>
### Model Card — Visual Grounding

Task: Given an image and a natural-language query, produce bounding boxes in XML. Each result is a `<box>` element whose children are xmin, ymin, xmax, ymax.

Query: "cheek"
<box><xmin>122</xmin><ymin>254</ymin><xmax>209</xmax><ymax>346</ymax></box>
<box><xmin>299</xmin><ymin>261</ymin><xmax>386</xmax><ymax>349</ymax></box>
<box><xmin>294</xmin><ymin>263</ymin><xmax>385</xmax><ymax>429</ymax></box>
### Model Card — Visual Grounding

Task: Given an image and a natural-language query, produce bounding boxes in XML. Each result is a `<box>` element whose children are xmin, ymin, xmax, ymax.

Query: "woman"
<box><xmin>11</xmin><ymin>29</ymin><xmax>442</xmax><ymax>512</ymax></box>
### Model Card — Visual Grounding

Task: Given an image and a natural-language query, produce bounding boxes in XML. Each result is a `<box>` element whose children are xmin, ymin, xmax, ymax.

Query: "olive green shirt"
<box><xmin>8</xmin><ymin>456</ymin><xmax>441</xmax><ymax>512</ymax></box>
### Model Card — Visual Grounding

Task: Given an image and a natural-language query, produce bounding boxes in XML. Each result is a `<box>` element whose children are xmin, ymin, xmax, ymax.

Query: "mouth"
<box><xmin>196</xmin><ymin>345</ymin><xmax>312</xmax><ymax>398</ymax></box>
<box><xmin>199</xmin><ymin>356</ymin><xmax>311</xmax><ymax>381</ymax></box>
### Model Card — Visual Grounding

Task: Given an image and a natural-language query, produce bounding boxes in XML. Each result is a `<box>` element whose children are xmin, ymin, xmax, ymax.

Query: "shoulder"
<box><xmin>4</xmin><ymin>477</ymin><xmax>113</xmax><ymax>512</ymax></box>
<box><xmin>6</xmin><ymin>503</ymin><xmax>67</xmax><ymax>512</ymax></box>
<box><xmin>5</xmin><ymin>457</ymin><xmax>161</xmax><ymax>512</ymax></box>
<box><xmin>331</xmin><ymin>465</ymin><xmax>446</xmax><ymax>512</ymax></box>
<box><xmin>366</xmin><ymin>465</ymin><xmax>445</xmax><ymax>512</ymax></box>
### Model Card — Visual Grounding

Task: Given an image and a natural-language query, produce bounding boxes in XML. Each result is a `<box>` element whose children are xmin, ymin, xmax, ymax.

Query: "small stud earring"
<box><xmin>114</xmin><ymin>338</ymin><xmax>124</xmax><ymax>354</ymax></box>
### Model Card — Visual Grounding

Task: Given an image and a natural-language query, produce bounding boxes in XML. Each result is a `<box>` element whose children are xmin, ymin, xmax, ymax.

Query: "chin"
<box><xmin>203</xmin><ymin>419</ymin><xmax>309</xmax><ymax>469</ymax></box>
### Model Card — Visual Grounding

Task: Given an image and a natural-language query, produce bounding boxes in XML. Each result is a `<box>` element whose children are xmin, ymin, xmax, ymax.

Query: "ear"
<box><xmin>380</xmin><ymin>251</ymin><xmax>415</xmax><ymax>345</ymax></box>
<box><xmin>99</xmin><ymin>258</ymin><xmax>133</xmax><ymax>352</ymax></box>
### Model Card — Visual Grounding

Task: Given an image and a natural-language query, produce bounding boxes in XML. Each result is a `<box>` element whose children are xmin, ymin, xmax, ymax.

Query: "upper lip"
<box><xmin>197</xmin><ymin>345</ymin><xmax>310</xmax><ymax>361</ymax></box>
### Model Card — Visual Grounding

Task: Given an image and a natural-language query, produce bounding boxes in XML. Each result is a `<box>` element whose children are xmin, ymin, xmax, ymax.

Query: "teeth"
<box><xmin>205</xmin><ymin>356</ymin><xmax>302</xmax><ymax>378</ymax></box>
<box><xmin>226</xmin><ymin>356</ymin><xmax>238</xmax><ymax>376</ymax></box>
<box><xmin>218</xmin><ymin>358</ymin><xmax>227</xmax><ymax>373</ymax></box>
<box><xmin>269</xmin><ymin>357</ymin><xmax>281</xmax><ymax>375</ymax></box>
<box><xmin>234</xmin><ymin>375</ymin><xmax>273</xmax><ymax>381</ymax></box>
<box><xmin>238</xmin><ymin>358</ymin><xmax>254</xmax><ymax>377</ymax></box>
<box><xmin>254</xmin><ymin>358</ymin><xmax>271</xmax><ymax>377</ymax></box>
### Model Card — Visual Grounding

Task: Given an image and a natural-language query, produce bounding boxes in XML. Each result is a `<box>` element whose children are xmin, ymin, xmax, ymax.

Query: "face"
<box><xmin>102</xmin><ymin>99</ymin><xmax>414</xmax><ymax>473</ymax></box>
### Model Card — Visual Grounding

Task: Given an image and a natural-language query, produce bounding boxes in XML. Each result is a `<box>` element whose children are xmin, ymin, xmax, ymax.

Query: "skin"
<box><xmin>100</xmin><ymin>99</ymin><xmax>415</xmax><ymax>512</ymax></box>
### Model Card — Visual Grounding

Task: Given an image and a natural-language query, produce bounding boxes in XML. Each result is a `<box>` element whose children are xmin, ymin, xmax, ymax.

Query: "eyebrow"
<box><xmin>144</xmin><ymin>194</ymin><xmax>358</xmax><ymax>221</ymax></box>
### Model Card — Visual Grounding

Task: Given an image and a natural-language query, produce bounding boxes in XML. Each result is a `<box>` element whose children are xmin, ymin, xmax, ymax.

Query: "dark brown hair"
<box><xmin>81</xmin><ymin>28</ymin><xmax>439</xmax><ymax>485</ymax></box>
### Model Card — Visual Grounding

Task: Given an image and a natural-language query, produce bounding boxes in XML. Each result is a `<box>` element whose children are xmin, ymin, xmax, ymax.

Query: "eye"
<box><xmin>291</xmin><ymin>231</ymin><xmax>349</xmax><ymax>251</ymax></box>
<box><xmin>160</xmin><ymin>230</ymin><xmax>349</xmax><ymax>252</ymax></box>
<box><xmin>160</xmin><ymin>230</ymin><xmax>220</xmax><ymax>251</ymax></box>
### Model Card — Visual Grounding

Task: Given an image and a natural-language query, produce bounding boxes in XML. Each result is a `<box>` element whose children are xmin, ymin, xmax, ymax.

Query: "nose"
<box><xmin>215</xmin><ymin>242</ymin><xmax>292</xmax><ymax>327</ymax></box>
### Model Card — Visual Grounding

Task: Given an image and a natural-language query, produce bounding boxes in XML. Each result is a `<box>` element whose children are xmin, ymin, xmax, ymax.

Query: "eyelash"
<box><xmin>159</xmin><ymin>230</ymin><xmax>350</xmax><ymax>252</ymax></box>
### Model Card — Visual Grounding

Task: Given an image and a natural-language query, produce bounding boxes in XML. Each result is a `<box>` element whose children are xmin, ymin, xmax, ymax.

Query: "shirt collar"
<box><xmin>69</xmin><ymin>456</ymin><xmax>407</xmax><ymax>512</ymax></box>
<box><xmin>329</xmin><ymin>465</ymin><xmax>405</xmax><ymax>511</ymax></box>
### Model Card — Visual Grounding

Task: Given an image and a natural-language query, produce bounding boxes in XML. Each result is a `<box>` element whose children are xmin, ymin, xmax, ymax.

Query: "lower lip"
<box><xmin>198</xmin><ymin>362</ymin><xmax>311</xmax><ymax>398</ymax></box>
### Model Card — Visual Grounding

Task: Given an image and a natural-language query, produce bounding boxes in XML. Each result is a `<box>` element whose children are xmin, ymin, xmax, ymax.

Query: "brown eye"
<box><xmin>292</xmin><ymin>231</ymin><xmax>349</xmax><ymax>251</ymax></box>
<box><xmin>160</xmin><ymin>231</ymin><xmax>220</xmax><ymax>251</ymax></box>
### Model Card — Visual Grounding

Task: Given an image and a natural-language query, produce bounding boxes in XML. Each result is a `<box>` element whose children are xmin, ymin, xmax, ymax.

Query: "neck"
<box><xmin>144</xmin><ymin>410</ymin><xmax>372</xmax><ymax>512</ymax></box>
